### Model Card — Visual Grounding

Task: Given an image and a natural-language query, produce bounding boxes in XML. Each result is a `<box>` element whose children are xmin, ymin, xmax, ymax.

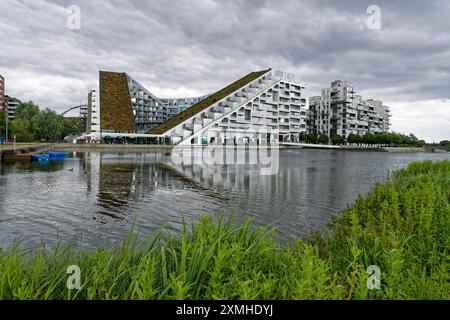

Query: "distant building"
<box><xmin>4</xmin><ymin>95</ymin><xmax>21</xmax><ymax>120</ymax></box>
<box><xmin>308</xmin><ymin>80</ymin><xmax>390</xmax><ymax>139</ymax></box>
<box><xmin>0</xmin><ymin>74</ymin><xmax>5</xmax><ymax>112</ymax></box>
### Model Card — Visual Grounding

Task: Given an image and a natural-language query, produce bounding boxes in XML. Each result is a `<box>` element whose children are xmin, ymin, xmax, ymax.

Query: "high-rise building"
<box><xmin>0</xmin><ymin>74</ymin><xmax>5</xmax><ymax>112</ymax></box>
<box><xmin>308</xmin><ymin>80</ymin><xmax>390</xmax><ymax>139</ymax></box>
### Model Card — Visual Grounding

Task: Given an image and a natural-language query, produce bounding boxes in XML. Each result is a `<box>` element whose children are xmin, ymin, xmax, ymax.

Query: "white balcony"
<box><xmin>231</xmin><ymin>96</ymin><xmax>246</xmax><ymax>103</ymax></box>
<box><xmin>203</xmin><ymin>118</ymin><xmax>213</xmax><ymax>126</ymax></box>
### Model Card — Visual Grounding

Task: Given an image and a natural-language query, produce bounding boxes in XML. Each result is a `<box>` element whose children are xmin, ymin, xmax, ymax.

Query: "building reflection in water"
<box><xmin>78</xmin><ymin>149</ymin><xmax>360</xmax><ymax>241</ymax></box>
<box><xmin>1</xmin><ymin>149</ymin><xmax>446</xmax><ymax>248</ymax></box>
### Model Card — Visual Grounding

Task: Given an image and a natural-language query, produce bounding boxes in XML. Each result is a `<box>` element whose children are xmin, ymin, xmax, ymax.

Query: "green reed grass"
<box><xmin>0</xmin><ymin>160</ymin><xmax>448</xmax><ymax>300</ymax></box>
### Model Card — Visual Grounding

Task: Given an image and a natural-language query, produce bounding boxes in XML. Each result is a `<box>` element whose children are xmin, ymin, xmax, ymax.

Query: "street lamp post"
<box><xmin>5</xmin><ymin>113</ymin><xmax>8</xmax><ymax>144</ymax></box>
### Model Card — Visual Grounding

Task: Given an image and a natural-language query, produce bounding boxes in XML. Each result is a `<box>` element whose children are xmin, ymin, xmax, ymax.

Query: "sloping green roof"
<box><xmin>147</xmin><ymin>68</ymin><xmax>271</xmax><ymax>135</ymax></box>
<box><xmin>99</xmin><ymin>71</ymin><xmax>136</xmax><ymax>133</ymax></box>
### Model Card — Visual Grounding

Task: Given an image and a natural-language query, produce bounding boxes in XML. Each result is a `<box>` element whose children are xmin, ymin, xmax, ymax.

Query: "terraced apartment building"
<box><xmin>90</xmin><ymin>68</ymin><xmax>308</xmax><ymax>145</ymax></box>
<box><xmin>308</xmin><ymin>80</ymin><xmax>390</xmax><ymax>139</ymax></box>
<box><xmin>147</xmin><ymin>69</ymin><xmax>308</xmax><ymax>145</ymax></box>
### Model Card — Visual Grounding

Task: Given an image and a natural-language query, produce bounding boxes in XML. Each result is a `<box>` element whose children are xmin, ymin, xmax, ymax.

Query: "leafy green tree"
<box><xmin>11</xmin><ymin>118</ymin><xmax>34</xmax><ymax>142</ymax></box>
<box><xmin>331</xmin><ymin>134</ymin><xmax>344</xmax><ymax>145</ymax></box>
<box><xmin>318</xmin><ymin>134</ymin><xmax>329</xmax><ymax>145</ymax></box>
<box><xmin>306</xmin><ymin>133</ymin><xmax>318</xmax><ymax>144</ymax></box>
<box><xmin>347</xmin><ymin>133</ymin><xmax>360</xmax><ymax>145</ymax></box>
<box><xmin>8</xmin><ymin>101</ymin><xmax>81</xmax><ymax>142</ymax></box>
<box><xmin>35</xmin><ymin>109</ymin><xmax>66</xmax><ymax>141</ymax></box>
<box><xmin>15</xmin><ymin>101</ymin><xmax>40</xmax><ymax>120</ymax></box>
<box><xmin>299</xmin><ymin>132</ymin><xmax>307</xmax><ymax>142</ymax></box>
<box><xmin>409</xmin><ymin>133</ymin><xmax>418</xmax><ymax>143</ymax></box>
<box><xmin>62</xmin><ymin>118</ymin><xmax>81</xmax><ymax>138</ymax></box>
<box><xmin>377</xmin><ymin>132</ymin><xmax>391</xmax><ymax>146</ymax></box>
<box><xmin>416</xmin><ymin>140</ymin><xmax>426</xmax><ymax>147</ymax></box>
<box><xmin>390</xmin><ymin>132</ymin><xmax>404</xmax><ymax>145</ymax></box>
<box><xmin>439</xmin><ymin>140</ymin><xmax>450</xmax><ymax>150</ymax></box>
<box><xmin>362</xmin><ymin>132</ymin><xmax>376</xmax><ymax>146</ymax></box>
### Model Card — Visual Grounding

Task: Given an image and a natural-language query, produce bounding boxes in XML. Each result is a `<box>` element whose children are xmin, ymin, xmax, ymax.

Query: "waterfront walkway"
<box><xmin>280</xmin><ymin>142</ymin><xmax>341</xmax><ymax>149</ymax></box>
<box><xmin>16</xmin><ymin>143</ymin><xmax>444</xmax><ymax>155</ymax></box>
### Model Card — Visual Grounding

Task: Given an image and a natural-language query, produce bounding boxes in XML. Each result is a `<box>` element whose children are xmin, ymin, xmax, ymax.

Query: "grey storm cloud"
<box><xmin>0</xmin><ymin>0</ymin><xmax>449</xmax><ymax>141</ymax></box>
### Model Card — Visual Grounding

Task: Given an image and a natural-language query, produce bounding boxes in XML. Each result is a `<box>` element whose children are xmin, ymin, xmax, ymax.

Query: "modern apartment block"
<box><xmin>308</xmin><ymin>80</ymin><xmax>390</xmax><ymax>139</ymax></box>
<box><xmin>0</xmin><ymin>74</ymin><xmax>5</xmax><ymax>112</ymax></box>
<box><xmin>4</xmin><ymin>95</ymin><xmax>22</xmax><ymax>120</ymax></box>
<box><xmin>148</xmin><ymin>69</ymin><xmax>308</xmax><ymax>145</ymax></box>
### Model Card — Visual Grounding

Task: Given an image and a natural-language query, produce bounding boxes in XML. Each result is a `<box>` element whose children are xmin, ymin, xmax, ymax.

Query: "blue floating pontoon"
<box><xmin>47</xmin><ymin>152</ymin><xmax>68</xmax><ymax>158</ymax></box>
<box><xmin>32</xmin><ymin>154</ymin><xmax>50</xmax><ymax>162</ymax></box>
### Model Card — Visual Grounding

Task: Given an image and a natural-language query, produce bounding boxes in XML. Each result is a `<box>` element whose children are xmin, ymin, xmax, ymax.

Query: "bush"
<box><xmin>318</xmin><ymin>134</ymin><xmax>329</xmax><ymax>145</ymax></box>
<box><xmin>331</xmin><ymin>134</ymin><xmax>344</xmax><ymax>145</ymax></box>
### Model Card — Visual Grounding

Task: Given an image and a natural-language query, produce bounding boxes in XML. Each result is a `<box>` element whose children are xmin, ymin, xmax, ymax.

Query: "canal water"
<box><xmin>0</xmin><ymin>149</ymin><xmax>448</xmax><ymax>248</ymax></box>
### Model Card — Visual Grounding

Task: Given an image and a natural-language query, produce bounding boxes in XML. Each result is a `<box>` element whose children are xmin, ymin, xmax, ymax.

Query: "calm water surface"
<box><xmin>0</xmin><ymin>149</ymin><xmax>448</xmax><ymax>248</ymax></box>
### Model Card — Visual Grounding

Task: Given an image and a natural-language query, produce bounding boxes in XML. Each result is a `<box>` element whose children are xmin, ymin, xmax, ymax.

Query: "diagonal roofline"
<box><xmin>147</xmin><ymin>68</ymin><xmax>271</xmax><ymax>135</ymax></box>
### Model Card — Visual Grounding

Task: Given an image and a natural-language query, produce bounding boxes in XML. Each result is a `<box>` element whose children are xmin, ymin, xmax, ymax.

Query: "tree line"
<box><xmin>298</xmin><ymin>131</ymin><xmax>447</xmax><ymax>148</ymax></box>
<box><xmin>0</xmin><ymin>101</ymin><xmax>81</xmax><ymax>143</ymax></box>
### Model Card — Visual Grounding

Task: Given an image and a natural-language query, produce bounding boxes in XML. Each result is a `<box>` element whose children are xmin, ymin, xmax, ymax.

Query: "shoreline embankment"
<box><xmin>52</xmin><ymin>143</ymin><xmax>447</xmax><ymax>153</ymax></box>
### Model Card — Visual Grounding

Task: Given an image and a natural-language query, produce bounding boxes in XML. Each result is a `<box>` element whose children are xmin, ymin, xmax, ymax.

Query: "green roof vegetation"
<box><xmin>148</xmin><ymin>68</ymin><xmax>271</xmax><ymax>135</ymax></box>
<box><xmin>100</xmin><ymin>71</ymin><xmax>136</xmax><ymax>133</ymax></box>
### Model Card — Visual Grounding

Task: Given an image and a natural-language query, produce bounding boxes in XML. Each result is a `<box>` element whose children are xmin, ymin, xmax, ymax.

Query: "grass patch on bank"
<box><xmin>0</xmin><ymin>143</ymin><xmax>41</xmax><ymax>150</ymax></box>
<box><xmin>0</xmin><ymin>160</ymin><xmax>449</xmax><ymax>300</ymax></box>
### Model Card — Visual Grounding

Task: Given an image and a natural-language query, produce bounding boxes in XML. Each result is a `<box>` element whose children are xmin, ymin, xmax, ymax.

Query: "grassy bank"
<box><xmin>0</xmin><ymin>143</ymin><xmax>42</xmax><ymax>150</ymax></box>
<box><xmin>0</xmin><ymin>160</ymin><xmax>448</xmax><ymax>300</ymax></box>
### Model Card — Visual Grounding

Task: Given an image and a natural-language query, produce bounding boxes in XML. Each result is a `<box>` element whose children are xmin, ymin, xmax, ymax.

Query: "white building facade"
<box><xmin>308</xmin><ymin>80</ymin><xmax>390</xmax><ymax>139</ymax></box>
<box><xmin>150</xmin><ymin>69</ymin><xmax>308</xmax><ymax>145</ymax></box>
<box><xmin>87</xmin><ymin>89</ymin><xmax>100</xmax><ymax>133</ymax></box>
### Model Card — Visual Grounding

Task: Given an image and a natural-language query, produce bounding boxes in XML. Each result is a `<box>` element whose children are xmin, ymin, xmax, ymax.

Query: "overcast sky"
<box><xmin>0</xmin><ymin>0</ymin><xmax>449</xmax><ymax>142</ymax></box>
